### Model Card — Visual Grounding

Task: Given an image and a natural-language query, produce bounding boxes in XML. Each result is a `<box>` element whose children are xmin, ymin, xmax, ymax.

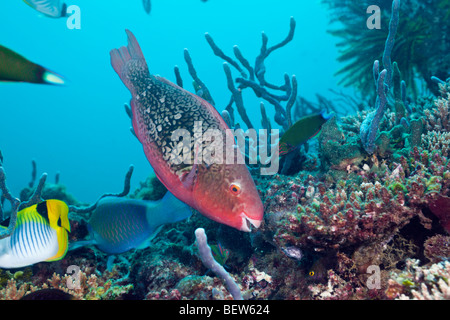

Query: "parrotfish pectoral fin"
<box><xmin>181</xmin><ymin>164</ymin><xmax>197</xmax><ymax>191</ymax></box>
<box><xmin>68</xmin><ymin>239</ymin><xmax>96</xmax><ymax>251</ymax></box>
<box><xmin>180</xmin><ymin>143</ymin><xmax>200</xmax><ymax>191</ymax></box>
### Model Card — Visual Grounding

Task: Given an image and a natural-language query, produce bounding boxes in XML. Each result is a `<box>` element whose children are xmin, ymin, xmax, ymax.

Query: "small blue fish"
<box><xmin>70</xmin><ymin>192</ymin><xmax>191</xmax><ymax>254</ymax></box>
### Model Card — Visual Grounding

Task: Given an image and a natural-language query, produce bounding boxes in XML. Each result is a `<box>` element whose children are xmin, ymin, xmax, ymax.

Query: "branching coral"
<box><xmin>424</xmin><ymin>82</ymin><xmax>450</xmax><ymax>132</ymax></box>
<box><xmin>386</xmin><ymin>259</ymin><xmax>450</xmax><ymax>300</ymax></box>
<box><xmin>0</xmin><ymin>264</ymin><xmax>133</xmax><ymax>300</ymax></box>
<box><xmin>178</xmin><ymin>17</ymin><xmax>297</xmax><ymax>132</ymax></box>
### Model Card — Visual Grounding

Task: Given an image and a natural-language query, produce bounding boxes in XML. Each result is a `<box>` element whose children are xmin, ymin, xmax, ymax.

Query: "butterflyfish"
<box><xmin>279</xmin><ymin>110</ymin><xmax>332</xmax><ymax>156</ymax></box>
<box><xmin>0</xmin><ymin>200</ymin><xmax>70</xmax><ymax>269</ymax></box>
<box><xmin>0</xmin><ymin>45</ymin><xmax>64</xmax><ymax>85</ymax></box>
<box><xmin>23</xmin><ymin>0</ymin><xmax>67</xmax><ymax>18</ymax></box>
<box><xmin>110</xmin><ymin>30</ymin><xmax>264</xmax><ymax>232</ymax></box>
<box><xmin>70</xmin><ymin>192</ymin><xmax>192</xmax><ymax>255</ymax></box>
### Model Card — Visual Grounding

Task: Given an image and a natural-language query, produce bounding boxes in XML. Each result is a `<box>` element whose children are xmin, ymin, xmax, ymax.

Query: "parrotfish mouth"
<box><xmin>240</xmin><ymin>213</ymin><xmax>262</xmax><ymax>232</ymax></box>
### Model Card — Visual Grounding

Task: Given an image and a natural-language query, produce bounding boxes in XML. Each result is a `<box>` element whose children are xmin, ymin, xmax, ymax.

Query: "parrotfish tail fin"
<box><xmin>149</xmin><ymin>192</ymin><xmax>192</xmax><ymax>226</ymax></box>
<box><xmin>68</xmin><ymin>239</ymin><xmax>96</xmax><ymax>251</ymax></box>
<box><xmin>110</xmin><ymin>29</ymin><xmax>147</xmax><ymax>92</ymax></box>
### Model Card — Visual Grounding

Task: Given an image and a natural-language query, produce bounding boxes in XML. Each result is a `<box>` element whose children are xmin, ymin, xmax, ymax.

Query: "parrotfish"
<box><xmin>0</xmin><ymin>45</ymin><xmax>64</xmax><ymax>85</ymax></box>
<box><xmin>110</xmin><ymin>30</ymin><xmax>264</xmax><ymax>232</ymax></box>
<box><xmin>70</xmin><ymin>192</ymin><xmax>192</xmax><ymax>255</ymax></box>
<box><xmin>279</xmin><ymin>111</ymin><xmax>332</xmax><ymax>156</ymax></box>
<box><xmin>0</xmin><ymin>200</ymin><xmax>70</xmax><ymax>269</ymax></box>
<box><xmin>23</xmin><ymin>0</ymin><xmax>67</xmax><ymax>18</ymax></box>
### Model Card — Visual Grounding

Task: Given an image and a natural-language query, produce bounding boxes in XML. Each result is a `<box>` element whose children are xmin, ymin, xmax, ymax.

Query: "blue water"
<box><xmin>0</xmin><ymin>0</ymin><xmax>342</xmax><ymax>203</ymax></box>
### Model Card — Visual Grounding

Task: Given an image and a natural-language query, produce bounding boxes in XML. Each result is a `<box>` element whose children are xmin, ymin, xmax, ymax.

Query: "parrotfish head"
<box><xmin>193</xmin><ymin>162</ymin><xmax>264</xmax><ymax>232</ymax></box>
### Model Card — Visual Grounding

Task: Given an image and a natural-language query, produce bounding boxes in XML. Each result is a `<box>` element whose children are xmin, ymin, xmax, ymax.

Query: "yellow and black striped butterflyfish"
<box><xmin>279</xmin><ymin>110</ymin><xmax>333</xmax><ymax>156</ymax></box>
<box><xmin>0</xmin><ymin>45</ymin><xmax>65</xmax><ymax>85</ymax></box>
<box><xmin>0</xmin><ymin>200</ymin><xmax>70</xmax><ymax>269</ymax></box>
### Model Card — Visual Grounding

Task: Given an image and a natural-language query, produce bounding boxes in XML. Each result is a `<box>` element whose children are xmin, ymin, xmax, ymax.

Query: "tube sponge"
<box><xmin>194</xmin><ymin>228</ymin><xmax>243</xmax><ymax>300</ymax></box>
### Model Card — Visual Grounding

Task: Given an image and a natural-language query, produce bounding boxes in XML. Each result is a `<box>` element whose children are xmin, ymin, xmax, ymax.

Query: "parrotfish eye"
<box><xmin>229</xmin><ymin>183</ymin><xmax>241</xmax><ymax>195</ymax></box>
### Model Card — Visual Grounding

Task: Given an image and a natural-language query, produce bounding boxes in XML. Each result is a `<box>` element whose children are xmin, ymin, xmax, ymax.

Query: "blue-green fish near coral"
<box><xmin>0</xmin><ymin>45</ymin><xmax>65</xmax><ymax>85</ymax></box>
<box><xmin>0</xmin><ymin>200</ymin><xmax>71</xmax><ymax>269</ymax></box>
<box><xmin>70</xmin><ymin>192</ymin><xmax>192</xmax><ymax>255</ymax></box>
<box><xmin>279</xmin><ymin>110</ymin><xmax>332</xmax><ymax>156</ymax></box>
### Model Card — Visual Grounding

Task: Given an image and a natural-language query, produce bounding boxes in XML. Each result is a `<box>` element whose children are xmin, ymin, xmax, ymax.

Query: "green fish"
<box><xmin>0</xmin><ymin>45</ymin><xmax>64</xmax><ymax>85</ymax></box>
<box><xmin>210</xmin><ymin>243</ymin><xmax>230</xmax><ymax>266</ymax></box>
<box><xmin>279</xmin><ymin>110</ymin><xmax>332</xmax><ymax>156</ymax></box>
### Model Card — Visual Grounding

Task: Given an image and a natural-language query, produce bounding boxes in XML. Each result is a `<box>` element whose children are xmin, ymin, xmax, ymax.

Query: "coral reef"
<box><xmin>386</xmin><ymin>259</ymin><xmax>450</xmax><ymax>300</ymax></box>
<box><xmin>0</xmin><ymin>263</ymin><xmax>133</xmax><ymax>300</ymax></box>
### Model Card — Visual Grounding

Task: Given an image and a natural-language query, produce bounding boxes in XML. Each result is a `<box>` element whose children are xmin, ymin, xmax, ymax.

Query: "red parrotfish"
<box><xmin>110</xmin><ymin>30</ymin><xmax>264</xmax><ymax>232</ymax></box>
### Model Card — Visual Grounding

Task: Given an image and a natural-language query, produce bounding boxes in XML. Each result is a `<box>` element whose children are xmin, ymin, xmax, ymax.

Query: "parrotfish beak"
<box><xmin>240</xmin><ymin>212</ymin><xmax>262</xmax><ymax>232</ymax></box>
